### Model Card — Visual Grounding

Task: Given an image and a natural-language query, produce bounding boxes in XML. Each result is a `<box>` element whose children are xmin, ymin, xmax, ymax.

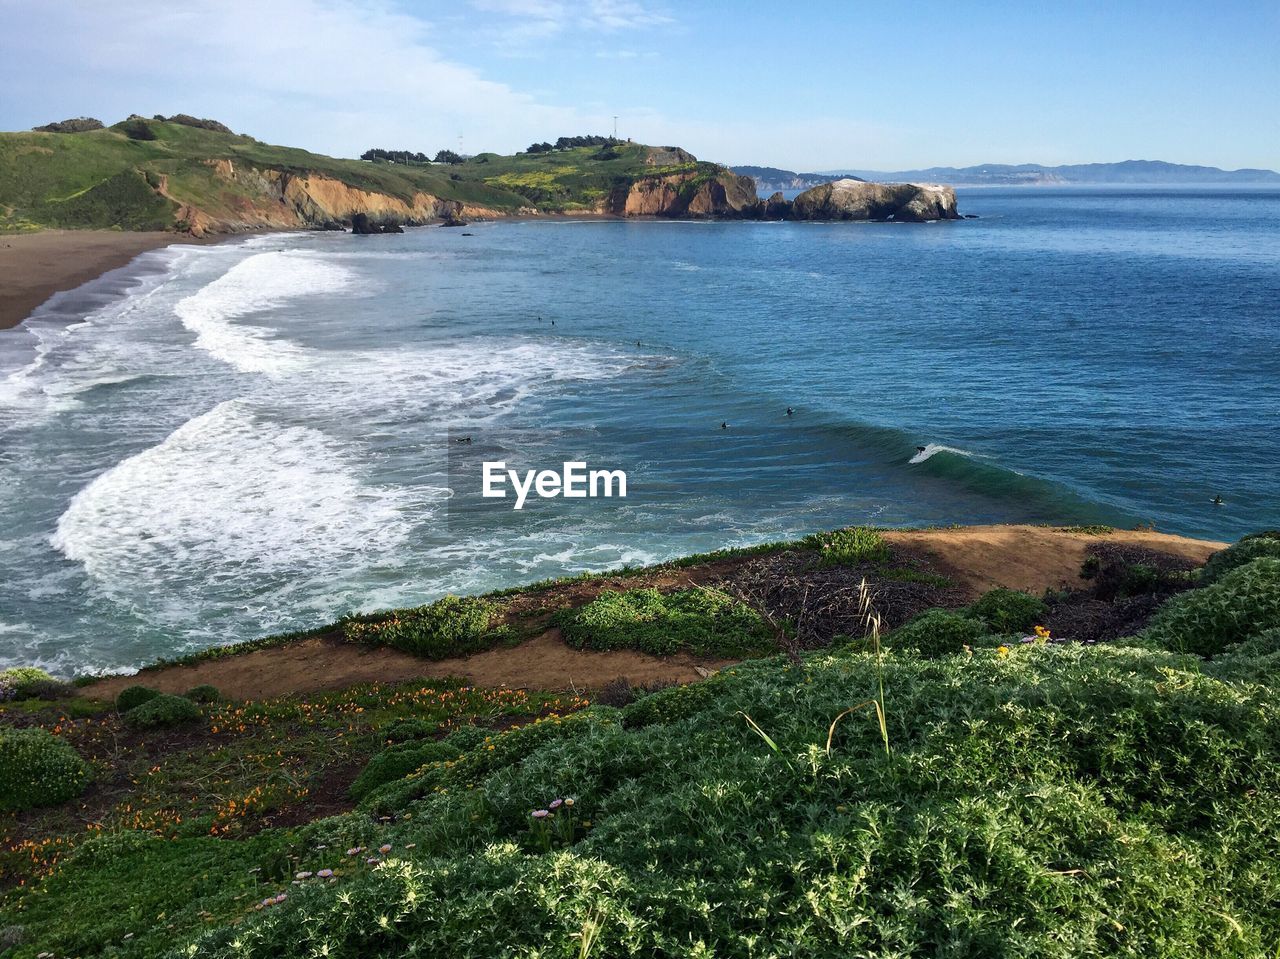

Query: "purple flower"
<box><xmin>549</xmin><ymin>798</ymin><xmax>563</xmax><ymax>810</ymax></box>
<box><xmin>317</xmin><ymin>869</ymin><xmax>334</xmax><ymax>878</ymax></box>
<box><xmin>532</xmin><ymin>809</ymin><xmax>550</xmax><ymax>819</ymax></box>
<box><xmin>379</xmin><ymin>844</ymin><xmax>392</xmax><ymax>853</ymax></box>
<box><xmin>295</xmin><ymin>871</ymin><xmax>313</xmax><ymax>880</ymax></box>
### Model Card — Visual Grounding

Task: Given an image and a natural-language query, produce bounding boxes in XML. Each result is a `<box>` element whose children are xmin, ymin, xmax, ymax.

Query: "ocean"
<box><xmin>1</xmin><ymin>187</ymin><xmax>1277</xmax><ymax>675</ymax></box>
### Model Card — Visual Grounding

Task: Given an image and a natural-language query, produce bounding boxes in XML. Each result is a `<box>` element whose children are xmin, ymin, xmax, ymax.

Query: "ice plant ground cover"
<box><xmin>0</xmin><ymin>533</ymin><xmax>1278</xmax><ymax>957</ymax></box>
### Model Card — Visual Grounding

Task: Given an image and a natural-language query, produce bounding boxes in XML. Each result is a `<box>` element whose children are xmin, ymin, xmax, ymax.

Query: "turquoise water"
<box><xmin>1</xmin><ymin>187</ymin><xmax>1277</xmax><ymax>674</ymax></box>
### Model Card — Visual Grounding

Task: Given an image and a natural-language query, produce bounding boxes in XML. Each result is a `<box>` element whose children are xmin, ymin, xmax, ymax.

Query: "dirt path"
<box><xmin>884</xmin><ymin>525</ymin><xmax>1225</xmax><ymax>595</ymax></box>
<box><xmin>82</xmin><ymin>525</ymin><xmax>1225</xmax><ymax>702</ymax></box>
<box><xmin>85</xmin><ymin>631</ymin><xmax>733</xmax><ymax>702</ymax></box>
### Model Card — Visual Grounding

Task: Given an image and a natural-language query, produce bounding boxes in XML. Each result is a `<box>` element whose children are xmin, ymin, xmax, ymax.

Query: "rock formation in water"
<box><xmin>787</xmin><ymin>179</ymin><xmax>959</xmax><ymax>222</ymax></box>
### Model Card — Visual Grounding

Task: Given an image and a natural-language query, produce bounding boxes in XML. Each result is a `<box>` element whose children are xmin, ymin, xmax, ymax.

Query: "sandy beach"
<box><xmin>0</xmin><ymin>229</ymin><xmax>217</xmax><ymax>330</ymax></box>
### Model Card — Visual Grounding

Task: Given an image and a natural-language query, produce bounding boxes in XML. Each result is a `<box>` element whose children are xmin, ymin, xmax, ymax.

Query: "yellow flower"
<box><xmin>996</xmin><ymin>645</ymin><xmax>1010</xmax><ymax>657</ymax></box>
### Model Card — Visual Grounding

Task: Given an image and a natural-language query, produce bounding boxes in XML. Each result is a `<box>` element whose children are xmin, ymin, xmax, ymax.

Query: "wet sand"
<box><xmin>0</xmin><ymin>230</ymin><xmax>215</xmax><ymax>330</ymax></box>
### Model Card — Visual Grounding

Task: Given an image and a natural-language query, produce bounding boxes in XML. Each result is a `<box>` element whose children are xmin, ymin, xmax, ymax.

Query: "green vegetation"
<box><xmin>1201</xmin><ymin>533</ymin><xmax>1280</xmax><ymax>584</ymax></box>
<box><xmin>803</xmin><ymin>525</ymin><xmax>891</xmax><ymax>566</ymax></box>
<box><xmin>889</xmin><ymin>608</ymin><xmax>991</xmax><ymax>656</ymax></box>
<box><xmin>556</xmin><ymin>587</ymin><xmax>776</xmax><ymax>656</ymax></box>
<box><xmin>966</xmin><ymin>587</ymin><xmax>1048</xmax><ymax>632</ymax></box>
<box><xmin>1141</xmin><ymin>556</ymin><xmax>1280</xmax><ymax>656</ymax></box>
<box><xmin>185</xmin><ymin>684</ymin><xmax>221</xmax><ymax>704</ymax></box>
<box><xmin>1</xmin><ymin>679</ymin><xmax>583</xmax><ymax>957</ymax></box>
<box><xmin>0</xmin><ymin>667</ymin><xmax>71</xmax><ymax>702</ymax></box>
<box><xmin>341</xmin><ymin>595</ymin><xmax>500</xmax><ymax>658</ymax></box>
<box><xmin>115</xmin><ymin>684</ymin><xmax>161</xmax><ymax>713</ymax></box>
<box><xmin>0</xmin><ymin>728</ymin><xmax>91</xmax><ymax>812</ymax></box>
<box><xmin>145</xmin><ymin>641</ymin><xmax>1280</xmax><ymax>956</ymax></box>
<box><xmin>0</xmin><ymin>118</ymin><xmax>734</xmax><ymax>232</ymax></box>
<box><xmin>6</xmin><ymin>532</ymin><xmax>1280</xmax><ymax>956</ymax></box>
<box><xmin>122</xmin><ymin>693</ymin><xmax>202</xmax><ymax>729</ymax></box>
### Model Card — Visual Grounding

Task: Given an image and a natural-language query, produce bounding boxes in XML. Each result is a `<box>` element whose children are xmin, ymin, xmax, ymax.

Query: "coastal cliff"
<box><xmin>602</xmin><ymin>167</ymin><xmax>761</xmax><ymax>218</ymax></box>
<box><xmin>0</xmin><ymin>117</ymin><xmax>963</xmax><ymax>234</ymax></box>
<box><xmin>163</xmin><ymin>160</ymin><xmax>519</xmax><ymax>236</ymax></box>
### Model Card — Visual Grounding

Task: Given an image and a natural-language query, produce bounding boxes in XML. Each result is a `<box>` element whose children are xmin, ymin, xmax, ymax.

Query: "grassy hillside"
<box><xmin>0</xmin><ymin>118</ymin><xmax>729</xmax><ymax>232</ymax></box>
<box><xmin>2</xmin><ymin>528</ymin><xmax>1279</xmax><ymax>957</ymax></box>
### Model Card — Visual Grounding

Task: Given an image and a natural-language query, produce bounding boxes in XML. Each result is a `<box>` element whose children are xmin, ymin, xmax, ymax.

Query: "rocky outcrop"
<box><xmin>602</xmin><ymin>168</ymin><xmax>762</xmax><ymax>218</ymax></box>
<box><xmin>33</xmin><ymin>117</ymin><xmax>104</xmax><ymax>133</ymax></box>
<box><xmin>787</xmin><ymin>179</ymin><xmax>958</xmax><ymax>222</ymax></box>
<box><xmin>351</xmin><ymin>213</ymin><xmax>404</xmax><ymax>234</ymax></box>
<box><xmin>158</xmin><ymin>160</ymin><xmax>498</xmax><ymax>236</ymax></box>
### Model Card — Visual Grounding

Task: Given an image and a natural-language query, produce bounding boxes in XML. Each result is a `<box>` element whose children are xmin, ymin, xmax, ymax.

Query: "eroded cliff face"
<box><xmin>788</xmin><ymin>179</ymin><xmax>959</xmax><ymax>222</ymax></box>
<box><xmin>601</xmin><ymin>169</ymin><xmax>762</xmax><ymax>218</ymax></box>
<box><xmin>161</xmin><ymin>160</ymin><xmax>516</xmax><ymax>236</ymax></box>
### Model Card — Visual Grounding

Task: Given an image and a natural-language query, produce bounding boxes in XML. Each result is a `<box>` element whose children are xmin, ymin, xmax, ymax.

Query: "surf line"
<box><xmin>482</xmin><ymin>461</ymin><xmax>627</xmax><ymax>510</ymax></box>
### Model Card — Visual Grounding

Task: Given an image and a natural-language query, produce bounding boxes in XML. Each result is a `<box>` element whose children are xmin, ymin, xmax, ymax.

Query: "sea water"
<box><xmin>1</xmin><ymin>187</ymin><xmax>1277</xmax><ymax>674</ymax></box>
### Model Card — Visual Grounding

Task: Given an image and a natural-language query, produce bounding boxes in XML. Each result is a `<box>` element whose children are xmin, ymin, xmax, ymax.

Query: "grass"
<box><xmin>0</xmin><ymin>123</ymin><xmax>745</xmax><ymax>232</ymax></box>
<box><xmin>4</xmin><ymin>540</ymin><xmax>1280</xmax><ymax>956</ymax></box>
<box><xmin>555</xmin><ymin>586</ymin><xmax>777</xmax><ymax>657</ymax></box>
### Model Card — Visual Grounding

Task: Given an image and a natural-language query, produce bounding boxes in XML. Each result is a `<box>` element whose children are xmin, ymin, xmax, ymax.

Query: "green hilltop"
<box><xmin>0</xmin><ymin>116</ymin><xmax>738</xmax><ymax>233</ymax></box>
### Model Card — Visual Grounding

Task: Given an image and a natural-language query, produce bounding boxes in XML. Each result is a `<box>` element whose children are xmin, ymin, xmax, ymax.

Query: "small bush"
<box><xmin>382</xmin><ymin>718</ymin><xmax>438</xmax><ymax>743</ymax></box>
<box><xmin>0</xmin><ymin>728</ymin><xmax>92</xmax><ymax>812</ymax></box>
<box><xmin>116</xmin><ymin>685</ymin><xmax>161</xmax><ymax>713</ymax></box>
<box><xmin>891</xmin><ymin>609</ymin><xmax>990</xmax><ymax>658</ymax></box>
<box><xmin>557</xmin><ymin>588</ymin><xmax>774</xmax><ymax>657</ymax></box>
<box><xmin>120</xmin><ymin>117</ymin><xmax>156</xmax><ymax>140</ymax></box>
<box><xmin>185</xmin><ymin>684</ymin><xmax>220</xmax><ymax>704</ymax></box>
<box><xmin>1201</xmin><ymin>535</ymin><xmax>1280</xmax><ymax>585</ymax></box>
<box><xmin>803</xmin><ymin>526</ymin><xmax>890</xmax><ymax>567</ymax></box>
<box><xmin>123</xmin><ymin>693</ymin><xmax>201</xmax><ymax>729</ymax></box>
<box><xmin>0</xmin><ymin>667</ymin><xmax>70</xmax><ymax>700</ymax></box>
<box><xmin>1142</xmin><ymin>557</ymin><xmax>1280</xmax><ymax>657</ymax></box>
<box><xmin>351</xmin><ymin>728</ymin><xmax>485</xmax><ymax>801</ymax></box>
<box><xmin>966</xmin><ymin>588</ymin><xmax>1047</xmax><ymax>633</ymax></box>
<box><xmin>342</xmin><ymin>595</ymin><xmax>497</xmax><ymax>658</ymax></box>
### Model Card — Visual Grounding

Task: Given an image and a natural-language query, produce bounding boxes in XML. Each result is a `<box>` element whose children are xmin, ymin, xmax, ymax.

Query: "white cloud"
<box><xmin>0</xmin><ymin>0</ymin><xmax>609</xmax><ymax>156</ymax></box>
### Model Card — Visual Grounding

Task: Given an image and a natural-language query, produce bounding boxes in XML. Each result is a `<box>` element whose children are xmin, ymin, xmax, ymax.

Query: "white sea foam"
<box><xmin>51</xmin><ymin>399</ymin><xmax>427</xmax><ymax>592</ymax></box>
<box><xmin>909</xmin><ymin>443</ymin><xmax>973</xmax><ymax>464</ymax></box>
<box><xmin>174</xmin><ymin>251</ymin><xmax>356</xmax><ymax>375</ymax></box>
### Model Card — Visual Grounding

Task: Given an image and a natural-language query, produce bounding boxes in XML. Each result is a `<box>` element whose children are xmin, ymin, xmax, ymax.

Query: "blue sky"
<box><xmin>1</xmin><ymin>0</ymin><xmax>1276</xmax><ymax>171</ymax></box>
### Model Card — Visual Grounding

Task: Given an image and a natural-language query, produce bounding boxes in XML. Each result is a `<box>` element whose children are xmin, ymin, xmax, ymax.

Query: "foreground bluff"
<box><xmin>788</xmin><ymin>178</ymin><xmax>959</xmax><ymax>222</ymax></box>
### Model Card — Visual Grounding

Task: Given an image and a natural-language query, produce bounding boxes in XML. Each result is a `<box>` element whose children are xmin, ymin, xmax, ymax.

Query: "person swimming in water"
<box><xmin>786</xmin><ymin>407</ymin><xmax>794</xmax><ymax>416</ymax></box>
<box><xmin>1211</xmin><ymin>494</ymin><xmax>1224</xmax><ymax>506</ymax></box>
<box><xmin>720</xmin><ymin>421</ymin><xmax>728</xmax><ymax>429</ymax></box>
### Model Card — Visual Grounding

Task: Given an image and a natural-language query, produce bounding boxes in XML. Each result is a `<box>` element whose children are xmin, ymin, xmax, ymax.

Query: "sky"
<box><xmin>1</xmin><ymin>0</ymin><xmax>1276</xmax><ymax>171</ymax></box>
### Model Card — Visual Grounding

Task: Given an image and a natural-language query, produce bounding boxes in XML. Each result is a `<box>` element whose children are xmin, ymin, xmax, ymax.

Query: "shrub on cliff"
<box><xmin>185</xmin><ymin>684</ymin><xmax>220</xmax><ymax>704</ymax></box>
<box><xmin>890</xmin><ymin>609</ymin><xmax>990</xmax><ymax>657</ymax></box>
<box><xmin>1201</xmin><ymin>534</ymin><xmax>1280</xmax><ymax>585</ymax></box>
<box><xmin>803</xmin><ymin>526</ymin><xmax>890</xmax><ymax>567</ymax></box>
<box><xmin>122</xmin><ymin>693</ymin><xmax>201</xmax><ymax>729</ymax></box>
<box><xmin>342</xmin><ymin>595</ymin><xmax>498</xmax><ymax>658</ymax></box>
<box><xmin>119</xmin><ymin>117</ymin><xmax>156</xmax><ymax>141</ymax></box>
<box><xmin>0</xmin><ymin>666</ymin><xmax>73</xmax><ymax>701</ymax></box>
<box><xmin>1142</xmin><ymin>557</ymin><xmax>1280</xmax><ymax>657</ymax></box>
<box><xmin>556</xmin><ymin>587</ymin><xmax>775</xmax><ymax>656</ymax></box>
<box><xmin>351</xmin><ymin>726</ymin><xmax>489</xmax><ymax>801</ymax></box>
<box><xmin>115</xmin><ymin>684</ymin><xmax>161</xmax><ymax>713</ymax></box>
<box><xmin>0</xmin><ymin>728</ymin><xmax>92</xmax><ymax>812</ymax></box>
<box><xmin>966</xmin><ymin>588</ymin><xmax>1048</xmax><ymax>633</ymax></box>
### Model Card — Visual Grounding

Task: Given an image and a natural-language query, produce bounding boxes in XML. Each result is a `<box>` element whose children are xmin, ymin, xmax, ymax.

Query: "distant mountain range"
<box><xmin>735</xmin><ymin>160</ymin><xmax>1280</xmax><ymax>190</ymax></box>
<box><xmin>731</xmin><ymin>166</ymin><xmax>859</xmax><ymax>194</ymax></box>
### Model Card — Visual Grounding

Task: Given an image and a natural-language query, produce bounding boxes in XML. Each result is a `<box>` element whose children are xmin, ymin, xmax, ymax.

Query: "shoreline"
<box><xmin>0</xmin><ymin>229</ymin><xmax>242</xmax><ymax>331</ymax></box>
